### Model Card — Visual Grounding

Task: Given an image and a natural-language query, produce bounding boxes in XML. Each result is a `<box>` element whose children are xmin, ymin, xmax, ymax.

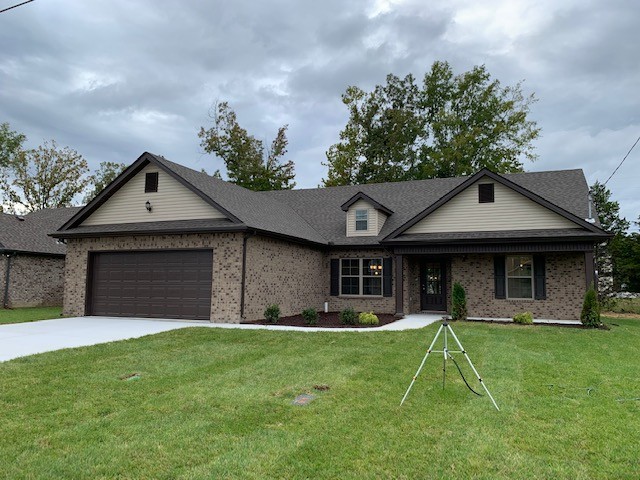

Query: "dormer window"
<box><xmin>355</xmin><ymin>209</ymin><xmax>368</xmax><ymax>231</ymax></box>
<box><xmin>145</xmin><ymin>172</ymin><xmax>159</xmax><ymax>193</ymax></box>
<box><xmin>478</xmin><ymin>183</ymin><xmax>494</xmax><ymax>203</ymax></box>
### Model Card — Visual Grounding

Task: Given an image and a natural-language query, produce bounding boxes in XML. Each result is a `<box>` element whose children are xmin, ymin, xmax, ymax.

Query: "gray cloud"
<box><xmin>0</xmin><ymin>0</ymin><xmax>638</xmax><ymax>227</ymax></box>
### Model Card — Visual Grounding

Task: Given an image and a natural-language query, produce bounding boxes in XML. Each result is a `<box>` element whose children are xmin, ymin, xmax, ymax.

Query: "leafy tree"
<box><xmin>198</xmin><ymin>102</ymin><xmax>295</xmax><ymax>191</ymax></box>
<box><xmin>589</xmin><ymin>182</ymin><xmax>631</xmax><ymax>295</ymax></box>
<box><xmin>1</xmin><ymin>140</ymin><xmax>89</xmax><ymax>212</ymax></box>
<box><xmin>590</xmin><ymin>181</ymin><xmax>630</xmax><ymax>235</ymax></box>
<box><xmin>0</xmin><ymin>122</ymin><xmax>26</xmax><ymax>168</ymax></box>
<box><xmin>323</xmin><ymin>61</ymin><xmax>540</xmax><ymax>186</ymax></box>
<box><xmin>83</xmin><ymin>161</ymin><xmax>126</xmax><ymax>203</ymax></box>
<box><xmin>609</xmin><ymin>233</ymin><xmax>640</xmax><ymax>292</ymax></box>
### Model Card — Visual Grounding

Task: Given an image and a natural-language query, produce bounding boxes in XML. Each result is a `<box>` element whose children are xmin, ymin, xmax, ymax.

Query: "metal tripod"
<box><xmin>400</xmin><ymin>321</ymin><xmax>500</xmax><ymax>411</ymax></box>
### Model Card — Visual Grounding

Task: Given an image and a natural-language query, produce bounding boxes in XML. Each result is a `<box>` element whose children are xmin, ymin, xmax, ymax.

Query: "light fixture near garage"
<box><xmin>145</xmin><ymin>200</ymin><xmax>152</xmax><ymax>212</ymax></box>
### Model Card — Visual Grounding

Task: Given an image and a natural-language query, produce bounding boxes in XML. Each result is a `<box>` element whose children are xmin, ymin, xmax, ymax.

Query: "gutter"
<box><xmin>240</xmin><ymin>230</ymin><xmax>256</xmax><ymax>320</ymax></box>
<box><xmin>3</xmin><ymin>252</ymin><xmax>15</xmax><ymax>309</ymax></box>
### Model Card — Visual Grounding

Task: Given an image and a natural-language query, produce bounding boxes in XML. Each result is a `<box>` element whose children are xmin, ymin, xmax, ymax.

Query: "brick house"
<box><xmin>1</xmin><ymin>207</ymin><xmax>80</xmax><ymax>308</ymax></box>
<box><xmin>52</xmin><ymin>152</ymin><xmax>610</xmax><ymax>322</ymax></box>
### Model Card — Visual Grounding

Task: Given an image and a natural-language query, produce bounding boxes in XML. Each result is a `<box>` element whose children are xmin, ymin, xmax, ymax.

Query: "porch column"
<box><xmin>585</xmin><ymin>250</ymin><xmax>595</xmax><ymax>290</ymax></box>
<box><xmin>394</xmin><ymin>254</ymin><xmax>404</xmax><ymax>316</ymax></box>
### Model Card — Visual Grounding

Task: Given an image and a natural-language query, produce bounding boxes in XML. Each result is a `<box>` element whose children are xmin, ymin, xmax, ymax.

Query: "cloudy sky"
<box><xmin>1</xmin><ymin>0</ymin><xmax>638</xmax><ymax>227</ymax></box>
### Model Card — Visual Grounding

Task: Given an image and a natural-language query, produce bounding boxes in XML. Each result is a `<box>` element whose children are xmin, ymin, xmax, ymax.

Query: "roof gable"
<box><xmin>384</xmin><ymin>169</ymin><xmax>606</xmax><ymax>240</ymax></box>
<box><xmin>341</xmin><ymin>192</ymin><xmax>393</xmax><ymax>215</ymax></box>
<box><xmin>81</xmin><ymin>163</ymin><xmax>227</xmax><ymax>226</ymax></box>
<box><xmin>56</xmin><ymin>153</ymin><xmax>327</xmax><ymax>245</ymax></box>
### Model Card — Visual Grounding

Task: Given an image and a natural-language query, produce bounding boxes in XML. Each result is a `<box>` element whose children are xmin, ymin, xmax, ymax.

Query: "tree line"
<box><xmin>0</xmin><ymin>122</ymin><xmax>125</xmax><ymax>212</ymax></box>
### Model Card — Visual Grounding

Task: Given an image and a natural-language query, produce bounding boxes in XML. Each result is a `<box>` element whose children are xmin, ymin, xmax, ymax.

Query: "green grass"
<box><xmin>0</xmin><ymin>306</ymin><xmax>62</xmax><ymax>325</ymax></box>
<box><xmin>1</xmin><ymin>318</ymin><xmax>638</xmax><ymax>479</ymax></box>
<box><xmin>605</xmin><ymin>297</ymin><xmax>640</xmax><ymax>314</ymax></box>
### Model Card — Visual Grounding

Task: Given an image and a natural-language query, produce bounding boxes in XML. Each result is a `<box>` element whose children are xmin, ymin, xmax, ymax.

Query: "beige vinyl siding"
<box><xmin>405</xmin><ymin>178</ymin><xmax>580</xmax><ymax>234</ymax></box>
<box><xmin>346</xmin><ymin>200</ymin><xmax>385</xmax><ymax>236</ymax></box>
<box><xmin>82</xmin><ymin>164</ymin><xmax>226</xmax><ymax>226</ymax></box>
<box><xmin>377</xmin><ymin>209</ymin><xmax>387</xmax><ymax>232</ymax></box>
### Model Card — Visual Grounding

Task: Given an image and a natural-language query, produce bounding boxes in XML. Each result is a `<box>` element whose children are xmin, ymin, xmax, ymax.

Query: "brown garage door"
<box><xmin>88</xmin><ymin>250</ymin><xmax>213</xmax><ymax>320</ymax></box>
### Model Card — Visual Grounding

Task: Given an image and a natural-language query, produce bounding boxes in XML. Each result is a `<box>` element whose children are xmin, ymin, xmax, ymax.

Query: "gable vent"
<box><xmin>478</xmin><ymin>183</ymin><xmax>495</xmax><ymax>203</ymax></box>
<box><xmin>145</xmin><ymin>172</ymin><xmax>159</xmax><ymax>193</ymax></box>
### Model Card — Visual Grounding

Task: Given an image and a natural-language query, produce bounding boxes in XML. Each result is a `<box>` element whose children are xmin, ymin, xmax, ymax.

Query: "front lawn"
<box><xmin>0</xmin><ymin>318</ymin><xmax>638</xmax><ymax>479</ymax></box>
<box><xmin>0</xmin><ymin>306</ymin><xmax>62</xmax><ymax>325</ymax></box>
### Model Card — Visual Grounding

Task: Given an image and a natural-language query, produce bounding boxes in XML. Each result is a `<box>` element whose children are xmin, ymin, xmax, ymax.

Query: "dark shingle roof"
<box><xmin>0</xmin><ymin>207</ymin><xmax>81</xmax><ymax>255</ymax></box>
<box><xmin>263</xmin><ymin>169</ymin><xmax>600</xmax><ymax>245</ymax></box>
<box><xmin>57</xmin><ymin>218</ymin><xmax>241</xmax><ymax>237</ymax></box>
<box><xmin>55</xmin><ymin>152</ymin><xmax>606</xmax><ymax>246</ymax></box>
<box><xmin>151</xmin><ymin>155</ymin><xmax>327</xmax><ymax>244</ymax></box>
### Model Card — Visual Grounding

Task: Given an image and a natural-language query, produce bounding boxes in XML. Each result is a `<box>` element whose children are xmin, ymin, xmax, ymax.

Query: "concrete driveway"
<box><xmin>0</xmin><ymin>317</ymin><xmax>209</xmax><ymax>362</ymax></box>
<box><xmin>0</xmin><ymin>314</ymin><xmax>444</xmax><ymax>362</ymax></box>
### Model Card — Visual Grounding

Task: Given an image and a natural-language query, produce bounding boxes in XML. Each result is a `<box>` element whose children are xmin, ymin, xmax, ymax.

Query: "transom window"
<box><xmin>506</xmin><ymin>255</ymin><xmax>533</xmax><ymax>299</ymax></box>
<box><xmin>355</xmin><ymin>209</ymin><xmax>368</xmax><ymax>231</ymax></box>
<box><xmin>340</xmin><ymin>258</ymin><xmax>382</xmax><ymax>296</ymax></box>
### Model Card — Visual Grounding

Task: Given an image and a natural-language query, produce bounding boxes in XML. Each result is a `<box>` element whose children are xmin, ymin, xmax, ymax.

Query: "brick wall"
<box><xmin>451</xmin><ymin>253</ymin><xmax>586</xmax><ymax>320</ymax></box>
<box><xmin>0</xmin><ymin>254</ymin><xmax>65</xmax><ymax>308</ymax></box>
<box><xmin>326</xmin><ymin>248</ymin><xmax>395</xmax><ymax>314</ymax></box>
<box><xmin>63</xmin><ymin>233</ymin><xmax>244</xmax><ymax>323</ymax></box>
<box><xmin>244</xmin><ymin>235</ymin><xmax>325</xmax><ymax>320</ymax></box>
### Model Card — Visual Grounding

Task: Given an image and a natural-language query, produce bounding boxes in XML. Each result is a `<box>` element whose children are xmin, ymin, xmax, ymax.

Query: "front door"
<box><xmin>420</xmin><ymin>260</ymin><xmax>447</xmax><ymax>311</ymax></box>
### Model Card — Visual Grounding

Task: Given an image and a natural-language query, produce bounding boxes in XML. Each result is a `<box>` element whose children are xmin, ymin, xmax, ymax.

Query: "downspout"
<box><xmin>3</xmin><ymin>253</ymin><xmax>15</xmax><ymax>309</ymax></box>
<box><xmin>240</xmin><ymin>231</ymin><xmax>256</xmax><ymax>320</ymax></box>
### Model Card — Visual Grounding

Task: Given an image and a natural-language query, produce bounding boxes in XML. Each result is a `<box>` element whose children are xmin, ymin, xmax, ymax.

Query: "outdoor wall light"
<box><xmin>145</xmin><ymin>200</ymin><xmax>152</xmax><ymax>212</ymax></box>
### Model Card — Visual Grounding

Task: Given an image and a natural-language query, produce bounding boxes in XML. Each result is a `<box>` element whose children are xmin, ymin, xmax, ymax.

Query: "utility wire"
<box><xmin>0</xmin><ymin>0</ymin><xmax>34</xmax><ymax>14</ymax></box>
<box><xmin>604</xmin><ymin>134</ymin><xmax>640</xmax><ymax>186</ymax></box>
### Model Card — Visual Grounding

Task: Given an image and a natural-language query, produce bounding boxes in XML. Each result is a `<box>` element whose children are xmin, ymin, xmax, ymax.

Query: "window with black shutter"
<box><xmin>145</xmin><ymin>172</ymin><xmax>159</xmax><ymax>193</ymax></box>
<box><xmin>478</xmin><ymin>183</ymin><xmax>494</xmax><ymax>203</ymax></box>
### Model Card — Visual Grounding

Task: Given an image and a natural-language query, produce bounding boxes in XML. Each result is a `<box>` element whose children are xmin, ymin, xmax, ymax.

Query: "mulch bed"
<box><xmin>243</xmin><ymin>311</ymin><xmax>399</xmax><ymax>328</ymax></box>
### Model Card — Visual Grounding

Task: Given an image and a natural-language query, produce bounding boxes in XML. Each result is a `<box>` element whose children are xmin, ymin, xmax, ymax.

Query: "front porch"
<box><xmin>393</xmin><ymin>246</ymin><xmax>596</xmax><ymax>321</ymax></box>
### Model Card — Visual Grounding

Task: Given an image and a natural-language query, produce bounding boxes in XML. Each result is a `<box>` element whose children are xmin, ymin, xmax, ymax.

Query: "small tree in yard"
<box><xmin>451</xmin><ymin>282</ymin><xmax>467</xmax><ymax>321</ymax></box>
<box><xmin>581</xmin><ymin>287</ymin><xmax>601</xmax><ymax>327</ymax></box>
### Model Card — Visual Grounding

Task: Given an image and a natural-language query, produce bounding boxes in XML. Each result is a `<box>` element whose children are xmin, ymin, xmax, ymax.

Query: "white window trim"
<box><xmin>506</xmin><ymin>255</ymin><xmax>534</xmax><ymax>300</ymax></box>
<box><xmin>355</xmin><ymin>209</ymin><xmax>369</xmax><ymax>231</ymax></box>
<box><xmin>339</xmin><ymin>257</ymin><xmax>383</xmax><ymax>297</ymax></box>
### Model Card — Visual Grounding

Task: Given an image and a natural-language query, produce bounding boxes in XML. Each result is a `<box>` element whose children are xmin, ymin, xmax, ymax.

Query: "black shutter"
<box><xmin>330</xmin><ymin>259</ymin><xmax>340</xmax><ymax>296</ymax></box>
<box><xmin>383</xmin><ymin>257</ymin><xmax>393</xmax><ymax>297</ymax></box>
<box><xmin>494</xmin><ymin>255</ymin><xmax>506</xmax><ymax>299</ymax></box>
<box><xmin>534</xmin><ymin>255</ymin><xmax>546</xmax><ymax>300</ymax></box>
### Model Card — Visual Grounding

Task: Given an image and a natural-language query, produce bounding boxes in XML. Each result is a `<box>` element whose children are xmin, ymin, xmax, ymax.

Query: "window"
<box><xmin>340</xmin><ymin>258</ymin><xmax>382</xmax><ymax>296</ymax></box>
<box><xmin>145</xmin><ymin>172</ymin><xmax>159</xmax><ymax>193</ymax></box>
<box><xmin>478</xmin><ymin>183</ymin><xmax>494</xmax><ymax>203</ymax></box>
<box><xmin>355</xmin><ymin>209</ymin><xmax>368</xmax><ymax>231</ymax></box>
<box><xmin>506</xmin><ymin>255</ymin><xmax>533</xmax><ymax>299</ymax></box>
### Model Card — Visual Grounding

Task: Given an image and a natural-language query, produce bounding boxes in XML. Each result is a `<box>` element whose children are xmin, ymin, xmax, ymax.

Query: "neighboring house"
<box><xmin>52</xmin><ymin>152</ymin><xmax>610</xmax><ymax>322</ymax></box>
<box><xmin>1</xmin><ymin>207</ymin><xmax>81</xmax><ymax>308</ymax></box>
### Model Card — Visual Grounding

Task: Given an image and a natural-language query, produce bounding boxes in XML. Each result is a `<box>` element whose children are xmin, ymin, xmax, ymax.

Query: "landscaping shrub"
<box><xmin>358</xmin><ymin>311</ymin><xmax>379</xmax><ymax>325</ymax></box>
<box><xmin>302</xmin><ymin>308</ymin><xmax>318</xmax><ymax>325</ymax></box>
<box><xmin>451</xmin><ymin>282</ymin><xmax>467</xmax><ymax>321</ymax></box>
<box><xmin>339</xmin><ymin>307</ymin><xmax>357</xmax><ymax>325</ymax></box>
<box><xmin>581</xmin><ymin>287</ymin><xmax>601</xmax><ymax>327</ymax></box>
<box><xmin>264</xmin><ymin>304</ymin><xmax>280</xmax><ymax>323</ymax></box>
<box><xmin>513</xmin><ymin>311</ymin><xmax>533</xmax><ymax>324</ymax></box>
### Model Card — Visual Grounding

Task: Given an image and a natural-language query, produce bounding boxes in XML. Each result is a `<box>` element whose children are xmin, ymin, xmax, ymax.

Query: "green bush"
<box><xmin>264</xmin><ymin>304</ymin><xmax>280</xmax><ymax>324</ymax></box>
<box><xmin>302</xmin><ymin>308</ymin><xmax>318</xmax><ymax>325</ymax></box>
<box><xmin>513</xmin><ymin>311</ymin><xmax>533</xmax><ymax>324</ymax></box>
<box><xmin>358</xmin><ymin>311</ymin><xmax>379</xmax><ymax>325</ymax></box>
<box><xmin>451</xmin><ymin>282</ymin><xmax>467</xmax><ymax>321</ymax></box>
<box><xmin>581</xmin><ymin>287</ymin><xmax>601</xmax><ymax>327</ymax></box>
<box><xmin>339</xmin><ymin>307</ymin><xmax>357</xmax><ymax>325</ymax></box>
